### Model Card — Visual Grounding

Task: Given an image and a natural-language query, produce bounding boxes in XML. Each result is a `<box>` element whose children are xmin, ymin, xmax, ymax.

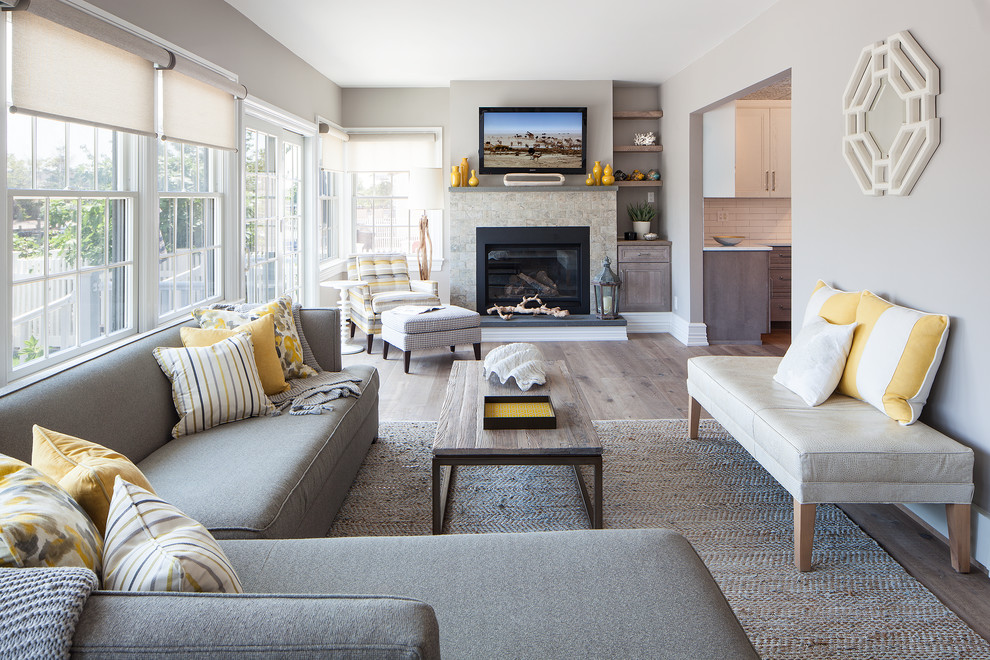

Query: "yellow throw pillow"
<box><xmin>181</xmin><ymin>314</ymin><xmax>290</xmax><ymax>396</ymax></box>
<box><xmin>0</xmin><ymin>454</ymin><xmax>103</xmax><ymax>572</ymax></box>
<box><xmin>802</xmin><ymin>280</ymin><xmax>862</xmax><ymax>327</ymax></box>
<box><xmin>31</xmin><ymin>426</ymin><xmax>155</xmax><ymax>537</ymax></box>
<box><xmin>838</xmin><ymin>291</ymin><xmax>950</xmax><ymax>425</ymax></box>
<box><xmin>193</xmin><ymin>295</ymin><xmax>317</xmax><ymax>380</ymax></box>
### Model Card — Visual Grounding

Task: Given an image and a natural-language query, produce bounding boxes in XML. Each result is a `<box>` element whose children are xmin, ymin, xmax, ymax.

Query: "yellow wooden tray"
<box><xmin>483</xmin><ymin>395</ymin><xmax>557</xmax><ymax>430</ymax></box>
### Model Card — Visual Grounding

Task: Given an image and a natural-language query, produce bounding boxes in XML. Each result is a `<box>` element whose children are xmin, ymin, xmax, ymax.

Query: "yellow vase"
<box><xmin>603</xmin><ymin>163</ymin><xmax>613</xmax><ymax>179</ymax></box>
<box><xmin>468</xmin><ymin>170</ymin><xmax>479</xmax><ymax>187</ymax></box>
<box><xmin>592</xmin><ymin>161</ymin><xmax>602</xmax><ymax>186</ymax></box>
<box><xmin>451</xmin><ymin>165</ymin><xmax>461</xmax><ymax>187</ymax></box>
<box><xmin>460</xmin><ymin>158</ymin><xmax>470</xmax><ymax>190</ymax></box>
<box><xmin>602</xmin><ymin>174</ymin><xmax>615</xmax><ymax>186</ymax></box>
<box><xmin>585</xmin><ymin>173</ymin><xmax>595</xmax><ymax>186</ymax></box>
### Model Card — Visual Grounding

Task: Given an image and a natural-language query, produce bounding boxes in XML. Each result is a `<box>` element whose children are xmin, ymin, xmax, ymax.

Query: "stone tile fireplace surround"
<box><xmin>448</xmin><ymin>187</ymin><xmax>617</xmax><ymax>312</ymax></box>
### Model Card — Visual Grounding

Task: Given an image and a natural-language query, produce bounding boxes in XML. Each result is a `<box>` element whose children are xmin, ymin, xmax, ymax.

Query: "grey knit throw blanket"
<box><xmin>269</xmin><ymin>370</ymin><xmax>363</xmax><ymax>415</ymax></box>
<box><xmin>0</xmin><ymin>567</ymin><xmax>99</xmax><ymax>660</ymax></box>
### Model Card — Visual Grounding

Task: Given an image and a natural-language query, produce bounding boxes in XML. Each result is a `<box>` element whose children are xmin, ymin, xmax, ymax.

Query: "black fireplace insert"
<box><xmin>476</xmin><ymin>226</ymin><xmax>590</xmax><ymax>315</ymax></box>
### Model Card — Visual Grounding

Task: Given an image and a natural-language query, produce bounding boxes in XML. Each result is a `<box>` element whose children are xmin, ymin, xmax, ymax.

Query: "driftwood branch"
<box><xmin>486</xmin><ymin>295</ymin><xmax>571</xmax><ymax>321</ymax></box>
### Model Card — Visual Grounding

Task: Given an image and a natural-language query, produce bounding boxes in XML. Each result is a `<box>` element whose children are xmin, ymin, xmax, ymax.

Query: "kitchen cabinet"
<box><xmin>703</xmin><ymin>247</ymin><xmax>770</xmax><ymax>344</ymax></box>
<box><xmin>703</xmin><ymin>100</ymin><xmax>790</xmax><ymax>198</ymax></box>
<box><xmin>617</xmin><ymin>241</ymin><xmax>671</xmax><ymax>312</ymax></box>
<box><xmin>768</xmin><ymin>245</ymin><xmax>792</xmax><ymax>324</ymax></box>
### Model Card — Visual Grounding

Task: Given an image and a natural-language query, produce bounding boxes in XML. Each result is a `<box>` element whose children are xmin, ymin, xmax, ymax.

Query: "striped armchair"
<box><xmin>347</xmin><ymin>253</ymin><xmax>441</xmax><ymax>353</ymax></box>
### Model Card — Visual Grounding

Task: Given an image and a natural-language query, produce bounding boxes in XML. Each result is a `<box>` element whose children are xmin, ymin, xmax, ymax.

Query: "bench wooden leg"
<box><xmin>688</xmin><ymin>396</ymin><xmax>701</xmax><ymax>439</ymax></box>
<box><xmin>947</xmin><ymin>503</ymin><xmax>971</xmax><ymax>573</ymax></box>
<box><xmin>794</xmin><ymin>501</ymin><xmax>816</xmax><ymax>572</ymax></box>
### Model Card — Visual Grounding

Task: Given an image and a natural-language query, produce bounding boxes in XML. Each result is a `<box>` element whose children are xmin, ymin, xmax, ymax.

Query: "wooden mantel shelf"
<box><xmin>614</xmin><ymin>145</ymin><xmax>663</xmax><ymax>152</ymax></box>
<box><xmin>613</xmin><ymin>110</ymin><xmax>663</xmax><ymax>119</ymax></box>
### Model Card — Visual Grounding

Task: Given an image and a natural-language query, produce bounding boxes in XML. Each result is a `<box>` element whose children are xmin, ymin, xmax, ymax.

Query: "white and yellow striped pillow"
<box><xmin>103</xmin><ymin>477</ymin><xmax>242</xmax><ymax>593</ymax></box>
<box><xmin>153</xmin><ymin>333</ymin><xmax>273</xmax><ymax>438</ymax></box>
<box><xmin>838</xmin><ymin>291</ymin><xmax>949</xmax><ymax>425</ymax></box>
<box><xmin>803</xmin><ymin>280</ymin><xmax>862</xmax><ymax>327</ymax></box>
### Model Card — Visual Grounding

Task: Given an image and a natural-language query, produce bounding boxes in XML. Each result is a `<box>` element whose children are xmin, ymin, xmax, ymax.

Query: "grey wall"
<box><xmin>661</xmin><ymin>0</ymin><xmax>990</xmax><ymax>562</ymax></box>
<box><xmin>87</xmin><ymin>0</ymin><xmax>342</xmax><ymax>123</ymax></box>
<box><xmin>448</xmin><ymin>80</ymin><xmax>613</xmax><ymax>188</ymax></box>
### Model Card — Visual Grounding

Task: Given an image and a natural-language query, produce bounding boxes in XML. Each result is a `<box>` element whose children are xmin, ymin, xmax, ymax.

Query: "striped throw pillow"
<box><xmin>802</xmin><ymin>280</ymin><xmax>862</xmax><ymax>327</ymax></box>
<box><xmin>153</xmin><ymin>333</ymin><xmax>273</xmax><ymax>438</ymax></box>
<box><xmin>838</xmin><ymin>291</ymin><xmax>950</xmax><ymax>425</ymax></box>
<box><xmin>103</xmin><ymin>477</ymin><xmax>243</xmax><ymax>593</ymax></box>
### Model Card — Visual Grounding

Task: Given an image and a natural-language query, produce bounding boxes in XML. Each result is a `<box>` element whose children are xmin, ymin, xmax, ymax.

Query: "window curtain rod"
<box><xmin>7</xmin><ymin>0</ymin><xmax>247</xmax><ymax>98</ymax></box>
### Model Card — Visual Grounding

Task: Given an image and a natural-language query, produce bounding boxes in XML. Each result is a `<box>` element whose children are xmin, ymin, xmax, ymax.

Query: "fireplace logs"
<box><xmin>487</xmin><ymin>295</ymin><xmax>571</xmax><ymax>320</ymax></box>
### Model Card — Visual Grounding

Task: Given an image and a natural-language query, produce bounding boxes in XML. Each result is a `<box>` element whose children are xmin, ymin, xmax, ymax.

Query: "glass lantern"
<box><xmin>592</xmin><ymin>256</ymin><xmax>621</xmax><ymax>320</ymax></box>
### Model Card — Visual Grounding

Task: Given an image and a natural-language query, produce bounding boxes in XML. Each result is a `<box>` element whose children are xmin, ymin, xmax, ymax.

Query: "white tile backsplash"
<box><xmin>704</xmin><ymin>198</ymin><xmax>791</xmax><ymax>243</ymax></box>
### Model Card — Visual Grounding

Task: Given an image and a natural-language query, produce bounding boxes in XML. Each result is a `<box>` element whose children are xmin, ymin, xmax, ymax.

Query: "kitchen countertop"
<box><xmin>703</xmin><ymin>242</ymin><xmax>772</xmax><ymax>251</ymax></box>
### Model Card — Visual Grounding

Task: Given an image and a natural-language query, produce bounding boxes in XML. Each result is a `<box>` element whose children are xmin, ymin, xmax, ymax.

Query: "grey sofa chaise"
<box><xmin>0</xmin><ymin>309</ymin><xmax>758</xmax><ymax>658</ymax></box>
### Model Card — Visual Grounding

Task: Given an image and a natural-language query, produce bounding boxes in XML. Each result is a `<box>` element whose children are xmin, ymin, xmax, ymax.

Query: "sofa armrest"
<box><xmin>299</xmin><ymin>307</ymin><xmax>342</xmax><ymax>372</ymax></box>
<box><xmin>409</xmin><ymin>280</ymin><xmax>439</xmax><ymax>297</ymax></box>
<box><xmin>73</xmin><ymin>592</ymin><xmax>440</xmax><ymax>659</ymax></box>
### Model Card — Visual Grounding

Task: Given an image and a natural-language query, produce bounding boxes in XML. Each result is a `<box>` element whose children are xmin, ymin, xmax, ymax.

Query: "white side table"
<box><xmin>320</xmin><ymin>279</ymin><xmax>368</xmax><ymax>355</ymax></box>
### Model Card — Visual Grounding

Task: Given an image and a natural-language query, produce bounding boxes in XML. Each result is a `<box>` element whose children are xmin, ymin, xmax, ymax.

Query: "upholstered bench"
<box><xmin>687</xmin><ymin>355</ymin><xmax>974</xmax><ymax>572</ymax></box>
<box><xmin>381</xmin><ymin>305</ymin><xmax>482</xmax><ymax>373</ymax></box>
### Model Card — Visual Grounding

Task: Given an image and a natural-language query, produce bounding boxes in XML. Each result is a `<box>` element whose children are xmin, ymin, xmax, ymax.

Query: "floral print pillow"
<box><xmin>193</xmin><ymin>295</ymin><xmax>317</xmax><ymax>380</ymax></box>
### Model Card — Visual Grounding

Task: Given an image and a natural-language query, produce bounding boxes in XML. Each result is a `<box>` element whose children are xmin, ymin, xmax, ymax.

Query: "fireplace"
<box><xmin>476</xmin><ymin>226</ymin><xmax>591</xmax><ymax>315</ymax></box>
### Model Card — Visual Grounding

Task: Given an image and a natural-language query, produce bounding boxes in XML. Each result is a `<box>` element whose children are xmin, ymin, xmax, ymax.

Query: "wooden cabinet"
<box><xmin>735</xmin><ymin>102</ymin><xmax>790</xmax><ymax>198</ymax></box>
<box><xmin>703</xmin><ymin>249</ymin><xmax>770</xmax><ymax>344</ymax></box>
<box><xmin>703</xmin><ymin>100</ymin><xmax>790</xmax><ymax>198</ymax></box>
<box><xmin>768</xmin><ymin>245</ymin><xmax>792</xmax><ymax>324</ymax></box>
<box><xmin>617</xmin><ymin>242</ymin><xmax>671</xmax><ymax>312</ymax></box>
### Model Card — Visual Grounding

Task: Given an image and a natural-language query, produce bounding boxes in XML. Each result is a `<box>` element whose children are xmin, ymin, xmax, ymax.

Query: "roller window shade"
<box><xmin>161</xmin><ymin>68</ymin><xmax>239</xmax><ymax>151</ymax></box>
<box><xmin>346</xmin><ymin>132</ymin><xmax>440</xmax><ymax>171</ymax></box>
<box><xmin>10</xmin><ymin>11</ymin><xmax>157</xmax><ymax>136</ymax></box>
<box><xmin>321</xmin><ymin>133</ymin><xmax>346</xmax><ymax>171</ymax></box>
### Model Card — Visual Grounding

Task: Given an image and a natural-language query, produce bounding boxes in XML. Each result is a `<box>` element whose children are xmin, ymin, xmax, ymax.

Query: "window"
<box><xmin>352</xmin><ymin>172</ymin><xmax>412</xmax><ymax>253</ymax></box>
<box><xmin>319</xmin><ymin>169</ymin><xmax>343</xmax><ymax>261</ymax></box>
<box><xmin>7</xmin><ymin>114</ymin><xmax>136</xmax><ymax>374</ymax></box>
<box><xmin>244</xmin><ymin>121</ymin><xmax>303</xmax><ymax>303</ymax></box>
<box><xmin>157</xmin><ymin>143</ymin><xmax>224</xmax><ymax>319</ymax></box>
<box><xmin>345</xmin><ymin>131</ymin><xmax>441</xmax><ymax>258</ymax></box>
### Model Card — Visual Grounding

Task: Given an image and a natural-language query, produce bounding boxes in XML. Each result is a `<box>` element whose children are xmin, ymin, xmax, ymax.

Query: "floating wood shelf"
<box><xmin>614</xmin><ymin>145</ymin><xmax>663</xmax><ymax>152</ymax></box>
<box><xmin>615</xmin><ymin>180</ymin><xmax>662</xmax><ymax>187</ymax></box>
<box><xmin>613</xmin><ymin>110</ymin><xmax>664</xmax><ymax>119</ymax></box>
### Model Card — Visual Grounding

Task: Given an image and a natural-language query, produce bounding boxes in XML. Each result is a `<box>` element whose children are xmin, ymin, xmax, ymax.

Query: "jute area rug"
<box><xmin>328</xmin><ymin>419</ymin><xmax>989</xmax><ymax>659</ymax></box>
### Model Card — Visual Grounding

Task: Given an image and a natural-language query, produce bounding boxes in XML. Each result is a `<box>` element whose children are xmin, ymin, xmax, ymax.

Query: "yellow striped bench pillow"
<box><xmin>802</xmin><ymin>280</ymin><xmax>861</xmax><ymax>326</ymax></box>
<box><xmin>153</xmin><ymin>333</ymin><xmax>273</xmax><ymax>438</ymax></box>
<box><xmin>102</xmin><ymin>477</ymin><xmax>242</xmax><ymax>593</ymax></box>
<box><xmin>838</xmin><ymin>291</ymin><xmax>950</xmax><ymax>425</ymax></box>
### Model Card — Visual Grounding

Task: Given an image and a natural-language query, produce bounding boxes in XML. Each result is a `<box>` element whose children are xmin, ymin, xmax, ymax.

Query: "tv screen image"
<box><xmin>479</xmin><ymin>107</ymin><xmax>587</xmax><ymax>175</ymax></box>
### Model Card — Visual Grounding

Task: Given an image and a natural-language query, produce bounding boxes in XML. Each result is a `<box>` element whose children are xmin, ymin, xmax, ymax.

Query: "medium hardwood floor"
<box><xmin>342</xmin><ymin>329</ymin><xmax>990</xmax><ymax>641</ymax></box>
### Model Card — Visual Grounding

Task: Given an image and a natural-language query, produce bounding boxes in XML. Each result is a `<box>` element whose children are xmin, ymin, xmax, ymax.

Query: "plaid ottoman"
<box><xmin>381</xmin><ymin>305</ymin><xmax>482</xmax><ymax>373</ymax></box>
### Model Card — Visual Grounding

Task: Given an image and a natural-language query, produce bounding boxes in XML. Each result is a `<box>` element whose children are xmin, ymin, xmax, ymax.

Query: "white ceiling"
<box><xmin>223</xmin><ymin>0</ymin><xmax>781</xmax><ymax>88</ymax></box>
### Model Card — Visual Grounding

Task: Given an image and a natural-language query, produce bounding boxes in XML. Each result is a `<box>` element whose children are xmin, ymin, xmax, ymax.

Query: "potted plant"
<box><xmin>627</xmin><ymin>201</ymin><xmax>656</xmax><ymax>239</ymax></box>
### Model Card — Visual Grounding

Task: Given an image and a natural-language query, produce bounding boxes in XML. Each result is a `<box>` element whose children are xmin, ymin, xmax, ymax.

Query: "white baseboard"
<box><xmin>622</xmin><ymin>312</ymin><xmax>672</xmax><ymax>334</ymax></box>
<box><xmin>669</xmin><ymin>314</ymin><xmax>709</xmax><ymax>346</ymax></box>
<box><xmin>481</xmin><ymin>325</ymin><xmax>627</xmax><ymax>342</ymax></box>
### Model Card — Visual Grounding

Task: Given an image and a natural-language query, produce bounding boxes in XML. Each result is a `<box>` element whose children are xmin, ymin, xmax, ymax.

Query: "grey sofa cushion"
<box><xmin>138</xmin><ymin>364</ymin><xmax>378</xmax><ymax>539</ymax></box>
<box><xmin>73</xmin><ymin>592</ymin><xmax>439</xmax><ymax>659</ymax></box>
<box><xmin>221</xmin><ymin>529</ymin><xmax>758</xmax><ymax>660</ymax></box>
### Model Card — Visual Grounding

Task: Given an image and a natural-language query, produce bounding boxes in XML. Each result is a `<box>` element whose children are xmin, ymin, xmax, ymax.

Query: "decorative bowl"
<box><xmin>713</xmin><ymin>235</ymin><xmax>744</xmax><ymax>246</ymax></box>
<box><xmin>643</xmin><ymin>233</ymin><xmax>659</xmax><ymax>241</ymax></box>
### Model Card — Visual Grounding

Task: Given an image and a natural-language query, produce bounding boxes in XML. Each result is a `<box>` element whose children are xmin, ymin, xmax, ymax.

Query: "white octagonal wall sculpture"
<box><xmin>842</xmin><ymin>30</ymin><xmax>940</xmax><ymax>196</ymax></box>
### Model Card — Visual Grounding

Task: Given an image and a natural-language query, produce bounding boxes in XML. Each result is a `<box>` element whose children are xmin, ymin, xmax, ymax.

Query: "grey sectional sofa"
<box><xmin>0</xmin><ymin>309</ymin><xmax>758</xmax><ymax>658</ymax></box>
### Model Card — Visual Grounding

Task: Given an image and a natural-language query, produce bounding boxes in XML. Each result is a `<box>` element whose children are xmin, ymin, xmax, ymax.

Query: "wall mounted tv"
<box><xmin>478</xmin><ymin>107</ymin><xmax>587</xmax><ymax>175</ymax></box>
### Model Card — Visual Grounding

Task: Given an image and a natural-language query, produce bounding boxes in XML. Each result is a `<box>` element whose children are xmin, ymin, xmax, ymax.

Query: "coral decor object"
<box><xmin>483</xmin><ymin>342</ymin><xmax>547</xmax><ymax>391</ymax></box>
<box><xmin>633</xmin><ymin>132</ymin><xmax>657</xmax><ymax>146</ymax></box>
<box><xmin>486</xmin><ymin>295</ymin><xmax>571</xmax><ymax>321</ymax></box>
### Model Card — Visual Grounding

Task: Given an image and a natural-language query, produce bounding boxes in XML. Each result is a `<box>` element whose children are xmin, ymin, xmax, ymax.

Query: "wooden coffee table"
<box><xmin>432</xmin><ymin>360</ymin><xmax>603</xmax><ymax>534</ymax></box>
